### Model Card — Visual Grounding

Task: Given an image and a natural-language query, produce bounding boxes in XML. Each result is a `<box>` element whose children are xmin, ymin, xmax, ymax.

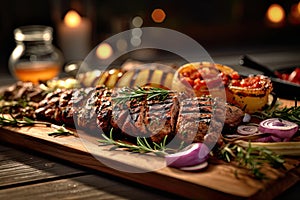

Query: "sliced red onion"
<box><xmin>180</xmin><ymin>161</ymin><xmax>208</xmax><ymax>171</ymax></box>
<box><xmin>259</xmin><ymin>118</ymin><xmax>298</xmax><ymax>139</ymax></box>
<box><xmin>237</xmin><ymin>124</ymin><xmax>259</xmax><ymax>135</ymax></box>
<box><xmin>165</xmin><ymin>143</ymin><xmax>210</xmax><ymax>168</ymax></box>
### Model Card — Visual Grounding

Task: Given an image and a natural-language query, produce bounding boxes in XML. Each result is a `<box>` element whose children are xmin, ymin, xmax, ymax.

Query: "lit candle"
<box><xmin>58</xmin><ymin>10</ymin><xmax>92</xmax><ymax>62</ymax></box>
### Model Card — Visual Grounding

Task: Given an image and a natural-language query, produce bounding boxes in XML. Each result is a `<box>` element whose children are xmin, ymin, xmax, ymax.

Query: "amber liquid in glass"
<box><xmin>14</xmin><ymin>62</ymin><xmax>60</xmax><ymax>83</ymax></box>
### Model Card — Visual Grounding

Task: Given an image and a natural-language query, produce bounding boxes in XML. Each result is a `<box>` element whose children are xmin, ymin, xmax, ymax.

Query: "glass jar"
<box><xmin>9</xmin><ymin>25</ymin><xmax>64</xmax><ymax>83</ymax></box>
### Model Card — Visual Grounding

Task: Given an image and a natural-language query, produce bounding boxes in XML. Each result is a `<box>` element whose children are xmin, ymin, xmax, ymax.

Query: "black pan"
<box><xmin>239</xmin><ymin>55</ymin><xmax>300</xmax><ymax>100</ymax></box>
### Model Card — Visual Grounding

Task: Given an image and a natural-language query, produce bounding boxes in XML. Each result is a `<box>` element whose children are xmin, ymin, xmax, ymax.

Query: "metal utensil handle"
<box><xmin>239</xmin><ymin>55</ymin><xmax>276</xmax><ymax>77</ymax></box>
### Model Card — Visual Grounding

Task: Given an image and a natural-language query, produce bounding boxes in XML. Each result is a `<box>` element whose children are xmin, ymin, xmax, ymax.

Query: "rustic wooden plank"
<box><xmin>0</xmin><ymin>126</ymin><xmax>299</xmax><ymax>200</ymax></box>
<box><xmin>0</xmin><ymin>174</ymin><xmax>178</xmax><ymax>200</ymax></box>
<box><xmin>0</xmin><ymin>143</ymin><xmax>87</xmax><ymax>188</ymax></box>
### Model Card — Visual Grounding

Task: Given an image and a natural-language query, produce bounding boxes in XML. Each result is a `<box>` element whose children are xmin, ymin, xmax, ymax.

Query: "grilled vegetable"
<box><xmin>172</xmin><ymin>62</ymin><xmax>239</xmax><ymax>97</ymax></box>
<box><xmin>227</xmin><ymin>75</ymin><xmax>273</xmax><ymax>113</ymax></box>
<box><xmin>116</xmin><ymin>68</ymin><xmax>174</xmax><ymax>89</ymax></box>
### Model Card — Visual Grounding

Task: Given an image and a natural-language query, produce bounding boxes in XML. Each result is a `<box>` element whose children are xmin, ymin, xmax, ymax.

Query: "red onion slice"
<box><xmin>259</xmin><ymin>118</ymin><xmax>298</xmax><ymax>139</ymax></box>
<box><xmin>165</xmin><ymin>143</ymin><xmax>210</xmax><ymax>168</ymax></box>
<box><xmin>180</xmin><ymin>161</ymin><xmax>208</xmax><ymax>171</ymax></box>
<box><xmin>237</xmin><ymin>124</ymin><xmax>259</xmax><ymax>135</ymax></box>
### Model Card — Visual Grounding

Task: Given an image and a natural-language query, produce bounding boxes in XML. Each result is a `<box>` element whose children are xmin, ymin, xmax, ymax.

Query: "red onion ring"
<box><xmin>237</xmin><ymin>124</ymin><xmax>259</xmax><ymax>135</ymax></box>
<box><xmin>180</xmin><ymin>161</ymin><xmax>208</xmax><ymax>171</ymax></box>
<box><xmin>259</xmin><ymin>118</ymin><xmax>299</xmax><ymax>140</ymax></box>
<box><xmin>165</xmin><ymin>143</ymin><xmax>209</xmax><ymax>168</ymax></box>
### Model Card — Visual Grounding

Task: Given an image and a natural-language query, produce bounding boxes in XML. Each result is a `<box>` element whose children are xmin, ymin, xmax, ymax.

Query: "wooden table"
<box><xmin>0</xmin><ymin>141</ymin><xmax>181</xmax><ymax>200</ymax></box>
<box><xmin>0</xmin><ymin>140</ymin><xmax>299</xmax><ymax>200</ymax></box>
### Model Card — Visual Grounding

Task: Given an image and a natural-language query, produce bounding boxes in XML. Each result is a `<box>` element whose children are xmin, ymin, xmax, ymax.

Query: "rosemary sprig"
<box><xmin>98</xmin><ymin>129</ymin><xmax>182</xmax><ymax>156</ymax></box>
<box><xmin>253</xmin><ymin>100</ymin><xmax>300</xmax><ymax>126</ymax></box>
<box><xmin>0</xmin><ymin>115</ymin><xmax>42</xmax><ymax>127</ymax></box>
<box><xmin>0</xmin><ymin>114</ymin><xmax>74</xmax><ymax>137</ymax></box>
<box><xmin>218</xmin><ymin>142</ymin><xmax>285</xmax><ymax>179</ymax></box>
<box><xmin>112</xmin><ymin>87</ymin><xmax>172</xmax><ymax>104</ymax></box>
<box><xmin>47</xmin><ymin>124</ymin><xmax>75</xmax><ymax>137</ymax></box>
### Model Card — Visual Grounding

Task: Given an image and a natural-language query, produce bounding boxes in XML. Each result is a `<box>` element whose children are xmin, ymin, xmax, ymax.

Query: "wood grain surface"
<box><xmin>0</xmin><ymin>144</ymin><xmax>178</xmax><ymax>200</ymax></box>
<box><xmin>0</xmin><ymin>121</ymin><xmax>299</xmax><ymax>199</ymax></box>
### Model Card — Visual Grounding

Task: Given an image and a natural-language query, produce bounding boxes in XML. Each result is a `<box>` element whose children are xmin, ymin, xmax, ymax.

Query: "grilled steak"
<box><xmin>35</xmin><ymin>87</ymin><xmax>93</xmax><ymax>127</ymax></box>
<box><xmin>108</xmin><ymin>89</ymin><xmax>179</xmax><ymax>143</ymax></box>
<box><xmin>175</xmin><ymin>96</ymin><xmax>243</xmax><ymax>144</ymax></box>
<box><xmin>33</xmin><ymin>86</ymin><xmax>244</xmax><ymax>145</ymax></box>
<box><xmin>176</xmin><ymin>96</ymin><xmax>216</xmax><ymax>143</ymax></box>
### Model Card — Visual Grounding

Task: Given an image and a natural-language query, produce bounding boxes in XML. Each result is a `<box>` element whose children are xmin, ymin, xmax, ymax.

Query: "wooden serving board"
<box><xmin>0</xmin><ymin>120</ymin><xmax>300</xmax><ymax>200</ymax></box>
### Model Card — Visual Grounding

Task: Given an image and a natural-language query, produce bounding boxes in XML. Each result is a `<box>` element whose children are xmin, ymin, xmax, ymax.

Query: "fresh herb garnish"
<box><xmin>112</xmin><ymin>87</ymin><xmax>172</xmax><ymax>104</ymax></box>
<box><xmin>98</xmin><ymin>129</ymin><xmax>183</xmax><ymax>156</ymax></box>
<box><xmin>47</xmin><ymin>124</ymin><xmax>75</xmax><ymax>137</ymax></box>
<box><xmin>0</xmin><ymin>114</ymin><xmax>74</xmax><ymax>137</ymax></box>
<box><xmin>253</xmin><ymin>101</ymin><xmax>300</xmax><ymax>126</ymax></box>
<box><xmin>218</xmin><ymin>142</ymin><xmax>285</xmax><ymax>179</ymax></box>
<box><xmin>0</xmin><ymin>115</ymin><xmax>41</xmax><ymax>127</ymax></box>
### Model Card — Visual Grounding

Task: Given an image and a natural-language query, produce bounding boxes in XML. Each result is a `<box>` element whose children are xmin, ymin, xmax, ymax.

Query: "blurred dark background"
<box><xmin>1</xmin><ymin>0</ymin><xmax>300</xmax><ymax>77</ymax></box>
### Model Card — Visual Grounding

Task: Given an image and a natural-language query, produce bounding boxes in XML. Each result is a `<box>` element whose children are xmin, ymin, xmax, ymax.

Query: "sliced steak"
<box><xmin>96</xmin><ymin>89</ymin><xmax>113</xmax><ymax>134</ymax></box>
<box><xmin>109</xmin><ymin>89</ymin><xmax>179</xmax><ymax>143</ymax></box>
<box><xmin>175</xmin><ymin>96</ymin><xmax>243</xmax><ymax>144</ymax></box>
<box><xmin>145</xmin><ymin>95</ymin><xmax>179</xmax><ymax>143</ymax></box>
<box><xmin>35</xmin><ymin>87</ymin><xmax>93</xmax><ymax>127</ymax></box>
<box><xmin>76</xmin><ymin>86</ymin><xmax>111</xmax><ymax>130</ymax></box>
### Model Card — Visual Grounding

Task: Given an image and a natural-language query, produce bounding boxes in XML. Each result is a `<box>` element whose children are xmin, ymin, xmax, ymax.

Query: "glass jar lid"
<box><xmin>14</xmin><ymin>25</ymin><xmax>53</xmax><ymax>42</ymax></box>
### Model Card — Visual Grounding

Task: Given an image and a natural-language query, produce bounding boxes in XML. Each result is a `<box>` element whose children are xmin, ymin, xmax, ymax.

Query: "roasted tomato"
<box><xmin>172</xmin><ymin>62</ymin><xmax>238</xmax><ymax>97</ymax></box>
<box><xmin>227</xmin><ymin>75</ymin><xmax>273</xmax><ymax>113</ymax></box>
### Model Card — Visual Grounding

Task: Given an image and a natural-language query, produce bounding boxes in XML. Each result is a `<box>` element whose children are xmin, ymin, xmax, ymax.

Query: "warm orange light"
<box><xmin>291</xmin><ymin>4</ymin><xmax>300</xmax><ymax>18</ymax></box>
<box><xmin>298</xmin><ymin>2</ymin><xmax>300</xmax><ymax>14</ymax></box>
<box><xmin>266</xmin><ymin>4</ymin><xmax>285</xmax><ymax>23</ymax></box>
<box><xmin>151</xmin><ymin>8</ymin><xmax>166</xmax><ymax>23</ymax></box>
<box><xmin>96</xmin><ymin>43</ymin><xmax>113</xmax><ymax>60</ymax></box>
<box><xmin>64</xmin><ymin>10</ymin><xmax>82</xmax><ymax>27</ymax></box>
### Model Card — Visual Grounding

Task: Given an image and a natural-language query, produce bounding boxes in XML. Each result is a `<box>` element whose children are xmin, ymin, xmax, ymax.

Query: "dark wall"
<box><xmin>1</xmin><ymin>0</ymin><xmax>300</xmax><ymax>75</ymax></box>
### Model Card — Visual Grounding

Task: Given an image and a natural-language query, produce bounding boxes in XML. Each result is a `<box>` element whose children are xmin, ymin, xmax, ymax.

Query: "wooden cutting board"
<box><xmin>0</xmin><ymin>120</ymin><xmax>299</xmax><ymax>199</ymax></box>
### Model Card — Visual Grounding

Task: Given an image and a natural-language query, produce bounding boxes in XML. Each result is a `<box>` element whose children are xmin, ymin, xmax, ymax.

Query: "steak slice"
<box><xmin>175</xmin><ymin>96</ymin><xmax>243</xmax><ymax>144</ymax></box>
<box><xmin>109</xmin><ymin>89</ymin><xmax>179</xmax><ymax>143</ymax></box>
<box><xmin>35</xmin><ymin>89</ymin><xmax>65</xmax><ymax>123</ymax></box>
<box><xmin>175</xmin><ymin>96</ymin><xmax>215</xmax><ymax>143</ymax></box>
<box><xmin>96</xmin><ymin>89</ymin><xmax>113</xmax><ymax>134</ymax></box>
<box><xmin>145</xmin><ymin>95</ymin><xmax>179</xmax><ymax>143</ymax></box>
<box><xmin>76</xmin><ymin>86</ymin><xmax>111</xmax><ymax>130</ymax></box>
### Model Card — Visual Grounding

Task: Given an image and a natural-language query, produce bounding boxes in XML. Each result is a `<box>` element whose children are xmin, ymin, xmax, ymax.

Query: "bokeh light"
<box><xmin>132</xmin><ymin>28</ymin><xmax>143</xmax><ymax>37</ymax></box>
<box><xmin>130</xmin><ymin>36</ymin><xmax>141</xmax><ymax>47</ymax></box>
<box><xmin>96</xmin><ymin>43</ymin><xmax>113</xmax><ymax>59</ymax></box>
<box><xmin>151</xmin><ymin>8</ymin><xmax>166</xmax><ymax>23</ymax></box>
<box><xmin>132</xmin><ymin>16</ymin><xmax>143</xmax><ymax>27</ymax></box>
<box><xmin>266</xmin><ymin>4</ymin><xmax>285</xmax><ymax>24</ymax></box>
<box><xmin>116</xmin><ymin>39</ymin><xmax>128</xmax><ymax>52</ymax></box>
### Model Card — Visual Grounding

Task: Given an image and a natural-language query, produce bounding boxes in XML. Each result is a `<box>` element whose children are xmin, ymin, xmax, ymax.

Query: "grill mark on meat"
<box><xmin>111</xmin><ymin>99</ymin><xmax>148</xmax><ymax>137</ymax></box>
<box><xmin>175</xmin><ymin>97</ymin><xmax>219</xmax><ymax>143</ymax></box>
<box><xmin>145</xmin><ymin>95</ymin><xmax>179</xmax><ymax>143</ymax></box>
<box><xmin>76</xmin><ymin>86</ymin><xmax>110</xmax><ymax>130</ymax></box>
<box><xmin>109</xmin><ymin>91</ymin><xmax>179</xmax><ymax>143</ymax></box>
<box><xmin>34</xmin><ymin>86</ymin><xmax>244</xmax><ymax>145</ymax></box>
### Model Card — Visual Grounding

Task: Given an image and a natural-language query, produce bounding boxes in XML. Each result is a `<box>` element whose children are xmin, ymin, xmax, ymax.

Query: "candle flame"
<box><xmin>64</xmin><ymin>10</ymin><xmax>82</xmax><ymax>27</ymax></box>
<box><xmin>266</xmin><ymin>4</ymin><xmax>285</xmax><ymax>23</ymax></box>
